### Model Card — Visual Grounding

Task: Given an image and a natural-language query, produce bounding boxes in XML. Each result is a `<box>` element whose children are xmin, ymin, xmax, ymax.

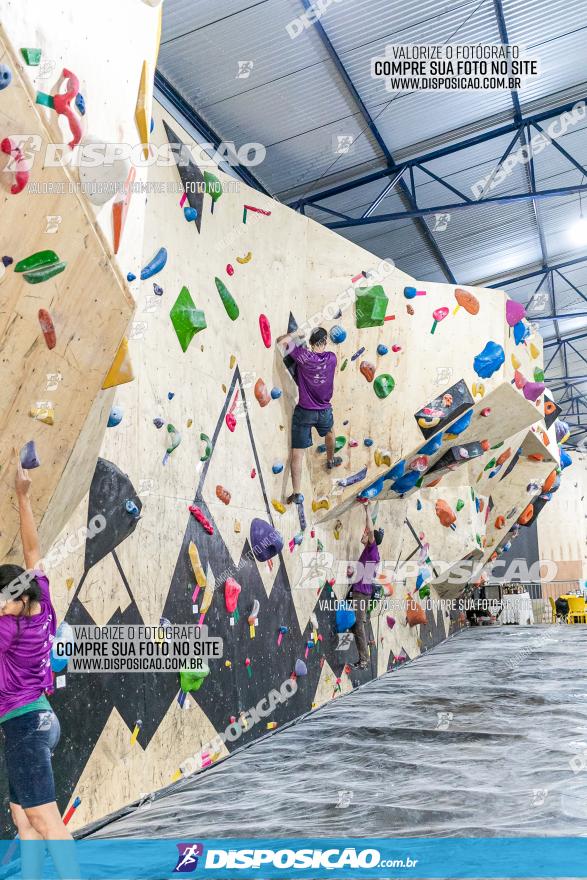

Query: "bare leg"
<box><xmin>290</xmin><ymin>447</ymin><xmax>304</xmax><ymax>496</ymax></box>
<box><xmin>25</xmin><ymin>803</ymin><xmax>80</xmax><ymax>880</ymax></box>
<box><xmin>10</xmin><ymin>804</ymin><xmax>44</xmax><ymax>880</ymax></box>
<box><xmin>325</xmin><ymin>430</ymin><xmax>335</xmax><ymax>462</ymax></box>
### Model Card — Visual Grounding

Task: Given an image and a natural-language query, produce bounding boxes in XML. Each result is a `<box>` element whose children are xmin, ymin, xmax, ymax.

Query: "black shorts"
<box><xmin>291</xmin><ymin>405</ymin><xmax>333</xmax><ymax>449</ymax></box>
<box><xmin>2</xmin><ymin>709</ymin><xmax>60</xmax><ymax>808</ymax></box>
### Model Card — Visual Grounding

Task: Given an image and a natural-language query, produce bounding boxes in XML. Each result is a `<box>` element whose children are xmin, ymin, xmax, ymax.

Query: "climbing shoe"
<box><xmin>326</xmin><ymin>456</ymin><xmax>343</xmax><ymax>469</ymax></box>
<box><xmin>352</xmin><ymin>660</ymin><xmax>368</xmax><ymax>670</ymax></box>
<box><xmin>287</xmin><ymin>493</ymin><xmax>304</xmax><ymax>505</ymax></box>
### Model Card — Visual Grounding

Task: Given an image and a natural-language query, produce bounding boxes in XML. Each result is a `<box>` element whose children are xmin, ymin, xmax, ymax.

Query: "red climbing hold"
<box><xmin>188</xmin><ymin>505</ymin><xmax>214</xmax><ymax>535</ymax></box>
<box><xmin>225</xmin><ymin>412</ymin><xmax>236</xmax><ymax>432</ymax></box>
<box><xmin>224</xmin><ymin>577</ymin><xmax>241</xmax><ymax>613</ymax></box>
<box><xmin>1</xmin><ymin>138</ymin><xmax>29</xmax><ymax>194</ymax></box>
<box><xmin>259</xmin><ymin>314</ymin><xmax>271</xmax><ymax>348</ymax></box>
<box><xmin>38</xmin><ymin>309</ymin><xmax>56</xmax><ymax>349</ymax></box>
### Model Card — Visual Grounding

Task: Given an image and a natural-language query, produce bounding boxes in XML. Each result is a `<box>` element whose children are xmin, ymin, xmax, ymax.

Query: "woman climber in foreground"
<box><xmin>276</xmin><ymin>326</ymin><xmax>342</xmax><ymax>504</ymax></box>
<box><xmin>0</xmin><ymin>451</ymin><xmax>78</xmax><ymax>879</ymax></box>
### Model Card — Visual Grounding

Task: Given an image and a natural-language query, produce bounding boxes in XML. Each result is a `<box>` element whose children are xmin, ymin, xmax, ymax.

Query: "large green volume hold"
<box><xmin>179</xmin><ymin>664</ymin><xmax>210</xmax><ymax>693</ymax></box>
<box><xmin>215</xmin><ymin>277</ymin><xmax>239</xmax><ymax>320</ymax></box>
<box><xmin>355</xmin><ymin>285</ymin><xmax>388</xmax><ymax>329</ymax></box>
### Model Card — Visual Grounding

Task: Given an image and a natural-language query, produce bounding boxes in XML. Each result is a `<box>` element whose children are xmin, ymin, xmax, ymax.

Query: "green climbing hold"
<box><xmin>373</xmin><ymin>373</ymin><xmax>395</xmax><ymax>399</ymax></box>
<box><xmin>170</xmin><ymin>285</ymin><xmax>207</xmax><ymax>352</ymax></box>
<box><xmin>179</xmin><ymin>663</ymin><xmax>210</xmax><ymax>693</ymax></box>
<box><xmin>215</xmin><ymin>277</ymin><xmax>239</xmax><ymax>321</ymax></box>
<box><xmin>418</xmin><ymin>585</ymin><xmax>430</xmax><ymax>599</ymax></box>
<box><xmin>15</xmin><ymin>250</ymin><xmax>66</xmax><ymax>284</ymax></box>
<box><xmin>484</xmin><ymin>457</ymin><xmax>496</xmax><ymax>471</ymax></box>
<box><xmin>476</xmin><ymin>533</ymin><xmax>481</xmax><ymax>546</ymax></box>
<box><xmin>456</xmin><ymin>499</ymin><xmax>465</xmax><ymax>511</ymax></box>
<box><xmin>470</xmin><ymin>487</ymin><xmax>475</xmax><ymax>500</ymax></box>
<box><xmin>340</xmin><ymin>358</ymin><xmax>348</xmax><ymax>371</ymax></box>
<box><xmin>491</xmin><ymin>441</ymin><xmax>504</xmax><ymax>450</ymax></box>
<box><xmin>335</xmin><ymin>436</ymin><xmax>346</xmax><ymax>452</ymax></box>
<box><xmin>21</xmin><ymin>48</ymin><xmax>42</xmax><ymax>66</ymax></box>
<box><xmin>533</xmin><ymin>367</ymin><xmax>545</xmax><ymax>382</ymax></box>
<box><xmin>355</xmin><ymin>285</ymin><xmax>389</xmax><ymax>329</ymax></box>
<box><xmin>203</xmin><ymin>171</ymin><xmax>223</xmax><ymax>204</ymax></box>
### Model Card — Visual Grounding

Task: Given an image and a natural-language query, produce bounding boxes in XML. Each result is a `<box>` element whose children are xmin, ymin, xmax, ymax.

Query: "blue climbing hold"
<box><xmin>184</xmin><ymin>207</ymin><xmax>197</xmax><ymax>222</ymax></box>
<box><xmin>271</xmin><ymin>387</ymin><xmax>282</xmax><ymax>399</ymax></box>
<box><xmin>419</xmin><ymin>433</ymin><xmax>443</xmax><ymax>455</ymax></box>
<box><xmin>168</xmin><ymin>392</ymin><xmax>175</xmax><ymax>400</ymax></box>
<box><xmin>329</xmin><ymin>325</ymin><xmax>347</xmax><ymax>344</ymax></box>
<box><xmin>295</xmin><ymin>659</ymin><xmax>308</xmax><ymax>676</ymax></box>
<box><xmin>416</xmin><ymin>499</ymin><xmax>422</xmax><ymax>510</ymax></box>
<box><xmin>403</xmin><ymin>286</ymin><xmax>417</xmax><ymax>299</ymax></box>
<box><xmin>390</xmin><ymin>470</ymin><xmax>420</xmax><ymax>493</ymax></box>
<box><xmin>357</xmin><ymin>477</ymin><xmax>384</xmax><ymax>500</ymax></box>
<box><xmin>473</xmin><ymin>341</ymin><xmax>505</xmax><ymax>378</ymax></box>
<box><xmin>445</xmin><ymin>410</ymin><xmax>473</xmax><ymax>437</ymax></box>
<box><xmin>377</xmin><ymin>344</ymin><xmax>389</xmax><ymax>356</ymax></box>
<box><xmin>127</xmin><ymin>272</ymin><xmax>136</xmax><ymax>282</ymax></box>
<box><xmin>560</xmin><ymin>449</ymin><xmax>572</xmax><ymax>470</ymax></box>
<box><xmin>364</xmin><ymin>438</ymin><xmax>374</xmax><ymax>447</ymax></box>
<box><xmin>513</xmin><ymin>320</ymin><xmax>530</xmax><ymax>345</ymax></box>
<box><xmin>272</xmin><ymin>462</ymin><xmax>284</xmax><ymax>474</ymax></box>
<box><xmin>335</xmin><ymin>605</ymin><xmax>356</xmax><ymax>633</ymax></box>
<box><xmin>107</xmin><ymin>406</ymin><xmax>123</xmax><ymax>427</ymax></box>
<box><xmin>0</xmin><ymin>65</ymin><xmax>12</xmax><ymax>91</ymax></box>
<box><xmin>125</xmin><ymin>500</ymin><xmax>140</xmax><ymax>519</ymax></box>
<box><xmin>153</xmin><ymin>283</ymin><xmax>163</xmax><ymax>296</ymax></box>
<box><xmin>385</xmin><ymin>460</ymin><xmax>405</xmax><ymax>481</ymax></box>
<box><xmin>75</xmin><ymin>92</ymin><xmax>86</xmax><ymax>115</ymax></box>
<box><xmin>150</xmin><ymin>117</ymin><xmax>155</xmax><ymax>133</ymax></box>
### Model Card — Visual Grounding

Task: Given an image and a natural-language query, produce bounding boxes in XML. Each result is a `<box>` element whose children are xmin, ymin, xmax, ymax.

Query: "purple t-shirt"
<box><xmin>0</xmin><ymin>573</ymin><xmax>56</xmax><ymax>717</ymax></box>
<box><xmin>290</xmin><ymin>345</ymin><xmax>336</xmax><ymax>410</ymax></box>
<box><xmin>353</xmin><ymin>542</ymin><xmax>380</xmax><ymax>595</ymax></box>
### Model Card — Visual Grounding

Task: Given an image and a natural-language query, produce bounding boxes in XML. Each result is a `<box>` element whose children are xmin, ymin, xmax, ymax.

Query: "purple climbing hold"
<box><xmin>386</xmin><ymin>615</ymin><xmax>396</xmax><ymax>630</ymax></box>
<box><xmin>522</xmin><ymin>381</ymin><xmax>545</xmax><ymax>402</ymax></box>
<box><xmin>2</xmin><ymin>256</ymin><xmax>13</xmax><ymax>267</ymax></box>
<box><xmin>338</xmin><ymin>466</ymin><xmax>368</xmax><ymax>488</ymax></box>
<box><xmin>20</xmin><ymin>440</ymin><xmax>40</xmax><ymax>470</ymax></box>
<box><xmin>506</xmin><ymin>299</ymin><xmax>526</xmax><ymax>327</ymax></box>
<box><xmin>250</xmin><ymin>518</ymin><xmax>284</xmax><ymax>562</ymax></box>
<box><xmin>153</xmin><ymin>283</ymin><xmax>163</xmax><ymax>296</ymax></box>
<box><xmin>294</xmin><ymin>659</ymin><xmax>307</xmax><ymax>676</ymax></box>
<box><xmin>153</xmin><ymin>417</ymin><xmax>165</xmax><ymax>429</ymax></box>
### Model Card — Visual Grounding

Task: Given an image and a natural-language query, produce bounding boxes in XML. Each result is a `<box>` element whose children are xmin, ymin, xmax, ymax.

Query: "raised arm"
<box><xmin>275</xmin><ymin>329</ymin><xmax>305</xmax><ymax>352</ymax></box>
<box><xmin>14</xmin><ymin>449</ymin><xmax>41</xmax><ymax>570</ymax></box>
<box><xmin>364</xmin><ymin>501</ymin><xmax>375</xmax><ymax>545</ymax></box>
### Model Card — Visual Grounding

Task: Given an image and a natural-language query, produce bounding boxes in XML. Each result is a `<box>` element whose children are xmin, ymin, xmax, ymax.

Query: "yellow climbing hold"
<box><xmin>236</xmin><ymin>252</ymin><xmax>252</xmax><ymax>264</ymax></box>
<box><xmin>135</xmin><ymin>60</ymin><xmax>151</xmax><ymax>160</ymax></box>
<box><xmin>511</xmin><ymin>354</ymin><xmax>521</xmax><ymax>369</ymax></box>
<box><xmin>312</xmin><ymin>497</ymin><xmax>330</xmax><ymax>512</ymax></box>
<box><xmin>222</xmin><ymin>384</ymin><xmax>227</xmax><ymax>394</ymax></box>
<box><xmin>171</xmin><ymin>769</ymin><xmax>182</xmax><ymax>783</ymax></box>
<box><xmin>30</xmin><ymin>404</ymin><xmax>54</xmax><ymax>425</ymax></box>
<box><xmin>333</xmin><ymin>519</ymin><xmax>342</xmax><ymax>540</ymax></box>
<box><xmin>102</xmin><ymin>337</ymin><xmax>134</xmax><ymax>389</ymax></box>
<box><xmin>66</xmin><ymin>578</ymin><xmax>74</xmax><ymax>590</ymax></box>
<box><xmin>529</xmin><ymin>342</ymin><xmax>539</xmax><ymax>359</ymax></box>
<box><xmin>230</xmin><ymin>354</ymin><xmax>236</xmax><ymax>369</ymax></box>
<box><xmin>374</xmin><ymin>449</ymin><xmax>392</xmax><ymax>467</ymax></box>
<box><xmin>234</xmin><ymin>520</ymin><xmax>241</xmax><ymax>533</ymax></box>
<box><xmin>272</xmin><ymin>499</ymin><xmax>286</xmax><ymax>514</ymax></box>
<box><xmin>200</xmin><ymin>579</ymin><xmax>215</xmax><ymax>616</ymax></box>
<box><xmin>186</xmin><ymin>419</ymin><xmax>193</xmax><ymax>428</ymax></box>
<box><xmin>188</xmin><ymin>541</ymin><xmax>206</xmax><ymax>588</ymax></box>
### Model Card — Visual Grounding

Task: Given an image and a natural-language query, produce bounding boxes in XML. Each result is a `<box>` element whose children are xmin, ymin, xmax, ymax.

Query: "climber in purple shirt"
<box><xmin>276</xmin><ymin>326</ymin><xmax>342</xmax><ymax>504</ymax></box>
<box><xmin>348</xmin><ymin>501</ymin><xmax>384</xmax><ymax>670</ymax></box>
<box><xmin>0</xmin><ymin>451</ymin><xmax>77</xmax><ymax>878</ymax></box>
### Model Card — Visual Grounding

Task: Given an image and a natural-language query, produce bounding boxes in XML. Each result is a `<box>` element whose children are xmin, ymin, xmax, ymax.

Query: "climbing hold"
<box><xmin>386</xmin><ymin>615</ymin><xmax>396</xmax><ymax>630</ymax></box>
<box><xmin>248</xmin><ymin>600</ymin><xmax>260</xmax><ymax>627</ymax></box>
<box><xmin>355</xmin><ymin>286</ymin><xmax>389</xmax><ymax>328</ymax></box>
<box><xmin>183</xmin><ymin>207</ymin><xmax>197</xmax><ymax>222</ymax></box>
<box><xmin>317</xmin><ymin>436</ymin><xmax>346</xmax><ymax>453</ymax></box>
<box><xmin>340</xmin><ymin>358</ymin><xmax>348</xmax><ymax>371</ymax></box>
<box><xmin>453</xmin><ymin>288</ymin><xmax>479</xmax><ymax>315</ymax></box>
<box><xmin>529</xmin><ymin>342</ymin><xmax>540</xmax><ymax>359</ymax></box>
<box><xmin>236</xmin><ymin>252</ymin><xmax>252</xmax><ymax>264</ymax></box>
<box><xmin>37</xmin><ymin>308</ymin><xmax>57</xmax><ymax>350</ymax></box>
<box><xmin>215</xmin><ymin>277</ymin><xmax>239</xmax><ymax>320</ymax></box>
<box><xmin>431</xmin><ymin>307</ymin><xmax>449</xmax><ymax>334</ymax></box>
<box><xmin>374</xmin><ymin>449</ymin><xmax>392</xmax><ymax>467</ymax></box>
<box><xmin>444</xmin><ymin>409</ymin><xmax>472</xmax><ymax>438</ymax></box>
<box><xmin>408</xmin><ymin>455</ymin><xmax>428</xmax><ymax>473</ymax></box>
<box><xmin>226</xmin><ymin>413</ymin><xmax>236</xmax><ymax>432</ymax></box>
<box><xmin>21</xmin><ymin>47</ymin><xmax>42</xmax><ymax>65</ymax></box>
<box><xmin>312</xmin><ymin>497</ymin><xmax>330</xmax><ymax>512</ymax></box>
<box><xmin>272</xmin><ymin>462</ymin><xmax>283</xmax><ymax>474</ymax></box>
<box><xmin>242</xmin><ymin>204</ymin><xmax>271</xmax><ymax>223</ymax></box>
<box><xmin>153</xmin><ymin>417</ymin><xmax>164</xmax><ymax>429</ymax></box>
<box><xmin>294</xmin><ymin>659</ymin><xmax>308</xmax><ymax>677</ymax></box>
<box><xmin>36</xmin><ymin>68</ymin><xmax>82</xmax><ymax>148</ymax></box>
<box><xmin>403</xmin><ymin>287</ymin><xmax>426</xmax><ymax>299</ymax></box>
<box><xmin>272</xmin><ymin>499</ymin><xmax>286</xmax><ymax>514</ymax></box>
<box><xmin>102</xmin><ymin>337</ymin><xmax>134</xmax><ymax>389</ymax></box>
<box><xmin>179</xmin><ymin>664</ymin><xmax>210</xmax><ymax>693</ymax></box>
<box><xmin>523</xmin><ymin>381</ymin><xmax>545</xmax><ymax>402</ymax></box>
<box><xmin>406</xmin><ymin>600</ymin><xmax>427</xmax><ymax>627</ymax></box>
<box><xmin>188</xmin><ymin>505</ymin><xmax>214</xmax><ymax>535</ymax></box>
<box><xmin>20</xmin><ymin>440</ymin><xmax>40</xmax><ymax>470</ymax></box>
<box><xmin>456</xmin><ymin>499</ymin><xmax>465</xmax><ymax>511</ymax></box>
<box><xmin>473</xmin><ymin>341</ymin><xmax>505</xmax><ymax>378</ymax></box>
<box><xmin>0</xmin><ymin>65</ymin><xmax>12</xmax><ymax>90</ymax></box>
<box><xmin>514</xmin><ymin>321</ymin><xmax>530</xmax><ymax>345</ymax></box>
<box><xmin>259</xmin><ymin>314</ymin><xmax>271</xmax><ymax>348</ymax></box>
<box><xmin>234</xmin><ymin>520</ymin><xmax>241</xmax><ymax>533</ymax></box>
<box><xmin>360</xmin><ymin>361</ymin><xmax>375</xmax><ymax>382</ymax></box>
<box><xmin>167</xmin><ymin>392</ymin><xmax>175</xmax><ymax>400</ymax></box>
<box><xmin>203</xmin><ymin>171</ymin><xmax>223</xmax><ymax>210</ymax></box>
<box><xmin>373</xmin><ymin>373</ymin><xmax>395</xmax><ymax>399</ymax></box>
<box><xmin>363</xmin><ymin>438</ymin><xmax>373</xmax><ymax>448</ymax></box>
<box><xmin>351</xmin><ymin>347</ymin><xmax>365</xmax><ymax>362</ymax></box>
<box><xmin>165</xmin><ymin>424</ymin><xmax>181</xmax><ymax>455</ymax></box>
<box><xmin>518</xmin><ymin>504</ymin><xmax>534</xmax><ymax>525</ymax></box>
<box><xmin>270</xmin><ymin>387</ymin><xmax>282</xmax><ymax>399</ymax></box>
<box><xmin>215</xmin><ymin>485</ymin><xmax>231</xmax><ymax>505</ymax></box>
<box><xmin>496</xmin><ymin>448</ymin><xmax>511</xmax><ymax>466</ymax></box>
<box><xmin>125</xmin><ymin>500</ymin><xmax>140</xmax><ymax>519</ymax></box>
<box><xmin>495</xmin><ymin>515</ymin><xmax>506</xmax><ymax>529</ymax></box>
<box><xmin>250</xmin><ymin>518</ymin><xmax>283</xmax><ymax>561</ymax></box>
<box><xmin>251</xmin><ymin>468</ymin><xmax>257</xmax><ymax>478</ymax></box>
<box><xmin>112</xmin><ymin>166</ymin><xmax>136</xmax><ymax>254</ymax></box>
<box><xmin>224</xmin><ymin>578</ymin><xmax>241</xmax><ymax>614</ymax></box>
<box><xmin>135</xmin><ymin>60</ymin><xmax>151</xmax><ymax>159</ymax></box>
<box><xmin>377</xmin><ymin>344</ymin><xmax>388</xmax><ymax>356</ymax></box>
<box><xmin>358</xmin><ymin>477</ymin><xmax>384</xmax><ymax>500</ymax></box>
<box><xmin>107</xmin><ymin>406</ymin><xmax>123</xmax><ymax>428</ymax></box>
<box><xmin>407</xmin><ymin>304</ymin><xmax>415</xmax><ymax>315</ymax></box>
<box><xmin>481</xmin><ymin>407</ymin><xmax>491</xmax><ymax>417</ymax></box>
<box><xmin>506</xmin><ymin>299</ymin><xmax>526</xmax><ymax>327</ymax></box>
<box><xmin>226</xmin><ymin>264</ymin><xmax>234</xmax><ymax>276</ymax></box>
<box><xmin>169</xmin><ymin>286</ymin><xmax>207</xmax><ymax>352</ymax></box>
<box><xmin>435</xmin><ymin>499</ymin><xmax>456</xmax><ymax>528</ymax></box>
<box><xmin>513</xmin><ymin>370</ymin><xmax>526</xmax><ymax>389</ymax></box>
<box><xmin>141</xmin><ymin>247</ymin><xmax>167</xmax><ymax>280</ymax></box>
<box><xmin>329</xmin><ymin>325</ymin><xmax>347</xmax><ymax>344</ymax></box>
<box><xmin>15</xmin><ymin>250</ymin><xmax>65</xmax><ymax>282</ymax></box>
<box><xmin>254</xmin><ymin>378</ymin><xmax>271</xmax><ymax>407</ymax></box>
<box><xmin>533</xmin><ymin>367</ymin><xmax>545</xmax><ymax>382</ymax></box>
<box><xmin>277</xmin><ymin>625</ymin><xmax>289</xmax><ymax>646</ymax></box>
<box><xmin>127</xmin><ymin>272</ymin><xmax>136</xmax><ymax>282</ymax></box>
<box><xmin>29</xmin><ymin>404</ymin><xmax>54</xmax><ymax>426</ymax></box>
<box><xmin>75</xmin><ymin>92</ymin><xmax>85</xmax><ymax>116</ymax></box>
<box><xmin>338</xmin><ymin>466</ymin><xmax>368</xmax><ymax>487</ymax></box>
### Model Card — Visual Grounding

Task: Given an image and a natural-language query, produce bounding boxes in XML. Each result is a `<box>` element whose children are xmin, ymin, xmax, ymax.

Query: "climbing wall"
<box><xmin>0</xmin><ymin>71</ymin><xmax>573</xmax><ymax>833</ymax></box>
<box><xmin>0</xmin><ymin>1</ymin><xmax>161</xmax><ymax>559</ymax></box>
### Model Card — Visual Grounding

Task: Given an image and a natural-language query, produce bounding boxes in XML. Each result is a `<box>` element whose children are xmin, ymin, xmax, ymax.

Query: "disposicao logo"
<box><xmin>173</xmin><ymin>843</ymin><xmax>204</xmax><ymax>873</ymax></box>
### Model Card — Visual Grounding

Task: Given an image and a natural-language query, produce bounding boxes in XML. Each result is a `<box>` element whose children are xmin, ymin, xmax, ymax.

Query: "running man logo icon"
<box><xmin>173</xmin><ymin>843</ymin><xmax>204</xmax><ymax>873</ymax></box>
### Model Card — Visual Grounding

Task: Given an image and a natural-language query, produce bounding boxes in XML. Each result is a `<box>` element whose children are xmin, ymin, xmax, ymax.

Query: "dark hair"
<box><xmin>309</xmin><ymin>327</ymin><xmax>327</xmax><ymax>347</ymax></box>
<box><xmin>374</xmin><ymin>528</ymin><xmax>384</xmax><ymax>546</ymax></box>
<box><xmin>0</xmin><ymin>564</ymin><xmax>41</xmax><ymax>615</ymax></box>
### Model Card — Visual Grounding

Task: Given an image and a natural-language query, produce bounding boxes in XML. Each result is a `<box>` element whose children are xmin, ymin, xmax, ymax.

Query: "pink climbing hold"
<box><xmin>224</xmin><ymin>577</ymin><xmax>241</xmax><ymax>614</ymax></box>
<box><xmin>225</xmin><ymin>412</ymin><xmax>236</xmax><ymax>432</ymax></box>
<box><xmin>259</xmin><ymin>314</ymin><xmax>271</xmax><ymax>348</ymax></box>
<box><xmin>251</xmin><ymin>468</ymin><xmax>256</xmax><ymax>478</ymax></box>
<box><xmin>506</xmin><ymin>299</ymin><xmax>526</xmax><ymax>327</ymax></box>
<box><xmin>391</xmin><ymin>344</ymin><xmax>401</xmax><ymax>352</ymax></box>
<box><xmin>188</xmin><ymin>505</ymin><xmax>214</xmax><ymax>535</ymax></box>
<box><xmin>226</xmin><ymin>264</ymin><xmax>234</xmax><ymax>276</ymax></box>
<box><xmin>481</xmin><ymin>407</ymin><xmax>491</xmax><ymax>417</ymax></box>
<box><xmin>431</xmin><ymin>307</ymin><xmax>449</xmax><ymax>334</ymax></box>
<box><xmin>1</xmin><ymin>138</ymin><xmax>30</xmax><ymax>194</ymax></box>
<box><xmin>514</xmin><ymin>370</ymin><xmax>526</xmax><ymax>389</ymax></box>
<box><xmin>386</xmin><ymin>615</ymin><xmax>396</xmax><ymax>630</ymax></box>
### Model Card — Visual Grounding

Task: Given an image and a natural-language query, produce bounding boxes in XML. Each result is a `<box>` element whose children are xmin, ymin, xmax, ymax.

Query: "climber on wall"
<box><xmin>348</xmin><ymin>501</ymin><xmax>384</xmax><ymax>670</ymax></box>
<box><xmin>0</xmin><ymin>452</ymin><xmax>78</xmax><ymax>879</ymax></box>
<box><xmin>276</xmin><ymin>326</ymin><xmax>342</xmax><ymax>504</ymax></box>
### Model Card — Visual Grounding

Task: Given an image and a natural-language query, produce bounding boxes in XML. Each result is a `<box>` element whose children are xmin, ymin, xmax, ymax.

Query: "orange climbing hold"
<box><xmin>435</xmin><ymin>499</ymin><xmax>456</xmax><ymax>528</ymax></box>
<box><xmin>518</xmin><ymin>504</ymin><xmax>534</xmax><ymax>525</ymax></box>
<box><xmin>494</xmin><ymin>515</ymin><xmax>506</xmax><ymax>529</ymax></box>
<box><xmin>454</xmin><ymin>288</ymin><xmax>480</xmax><ymax>315</ymax></box>
<box><xmin>360</xmin><ymin>360</ymin><xmax>375</xmax><ymax>382</ymax></box>
<box><xmin>496</xmin><ymin>448</ymin><xmax>511</xmax><ymax>466</ymax></box>
<box><xmin>406</xmin><ymin>599</ymin><xmax>427</xmax><ymax>627</ymax></box>
<box><xmin>254</xmin><ymin>378</ymin><xmax>271</xmax><ymax>407</ymax></box>
<box><xmin>38</xmin><ymin>308</ymin><xmax>56</xmax><ymax>349</ymax></box>
<box><xmin>216</xmin><ymin>485</ymin><xmax>231</xmax><ymax>505</ymax></box>
<box><xmin>112</xmin><ymin>166</ymin><xmax>136</xmax><ymax>254</ymax></box>
<box><xmin>543</xmin><ymin>469</ymin><xmax>557</xmax><ymax>493</ymax></box>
